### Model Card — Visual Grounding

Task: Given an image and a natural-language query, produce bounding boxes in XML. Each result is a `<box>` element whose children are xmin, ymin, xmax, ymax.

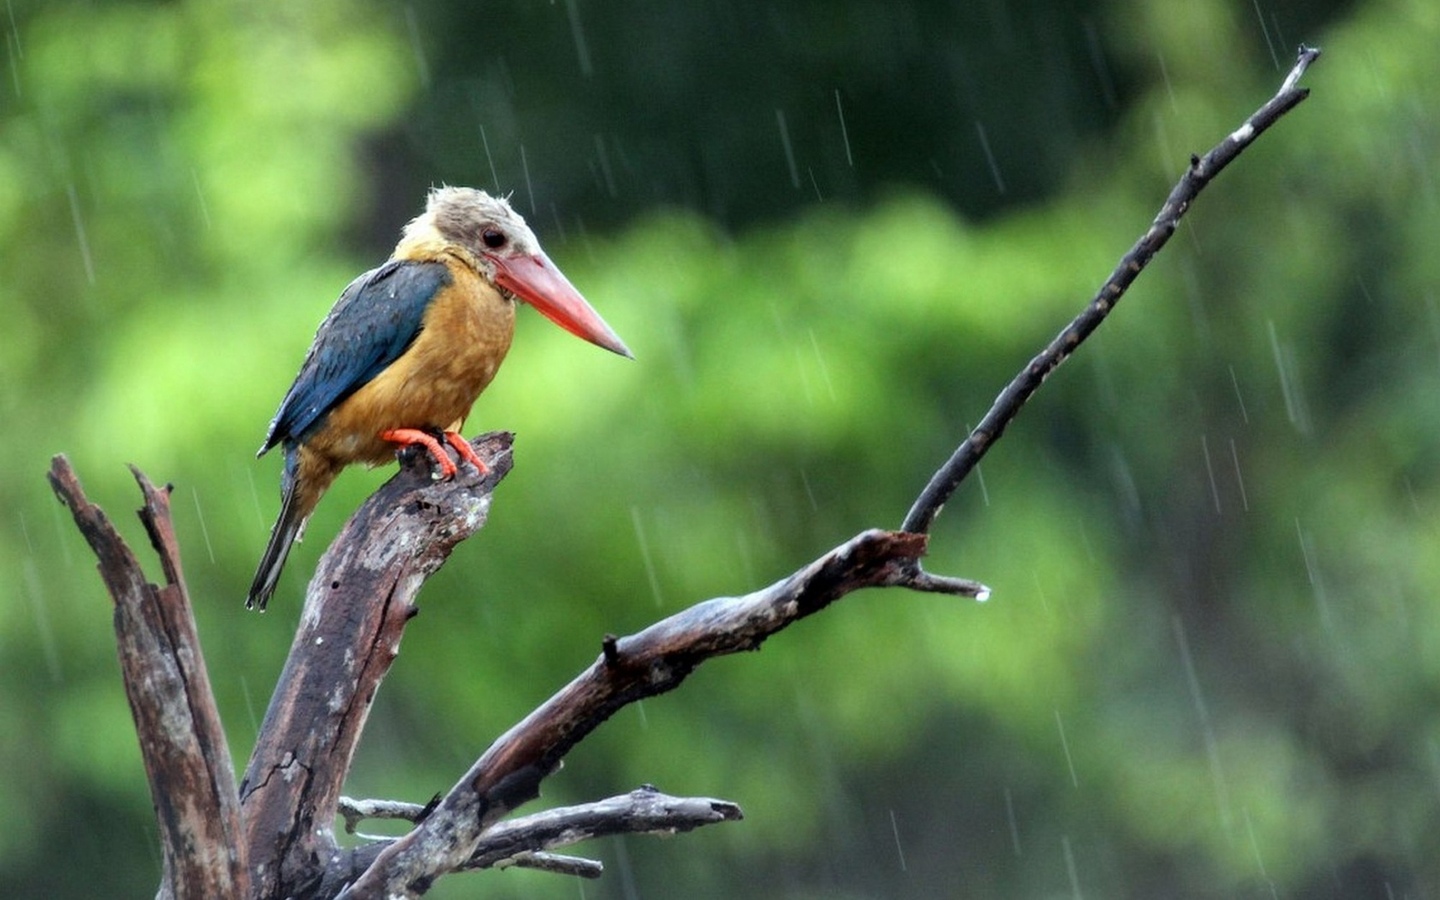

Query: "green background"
<box><xmin>2</xmin><ymin>0</ymin><xmax>1437</xmax><ymax>896</ymax></box>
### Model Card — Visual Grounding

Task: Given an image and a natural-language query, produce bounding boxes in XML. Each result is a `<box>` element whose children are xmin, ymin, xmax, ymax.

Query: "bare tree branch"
<box><xmin>47</xmin><ymin>458</ymin><xmax>248</xmax><ymax>900</ymax></box>
<box><xmin>339</xmin><ymin>786</ymin><xmax>740</xmax><ymax>880</ymax></box>
<box><xmin>493</xmin><ymin>852</ymin><xmax>605</xmax><ymax>879</ymax></box>
<box><xmin>901</xmin><ymin>45</ymin><xmax>1322</xmax><ymax>536</ymax></box>
<box><xmin>238</xmin><ymin>432</ymin><xmax>513</xmax><ymax>899</ymax></box>
<box><xmin>338</xmin><ymin>797</ymin><xmax>432</xmax><ymax>833</ymax></box>
<box><xmin>464</xmin><ymin>786</ymin><xmax>742</xmax><ymax>872</ymax></box>
<box><xmin>336</xmin><ymin>529</ymin><xmax>976</xmax><ymax>898</ymax></box>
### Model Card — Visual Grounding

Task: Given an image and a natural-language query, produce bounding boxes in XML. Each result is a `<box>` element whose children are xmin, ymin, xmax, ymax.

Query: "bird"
<box><xmin>246</xmin><ymin>186</ymin><xmax>631</xmax><ymax>610</ymax></box>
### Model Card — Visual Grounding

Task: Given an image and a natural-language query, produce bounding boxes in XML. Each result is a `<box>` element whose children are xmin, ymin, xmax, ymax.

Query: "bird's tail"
<box><xmin>247</xmin><ymin>447</ymin><xmax>322</xmax><ymax>611</ymax></box>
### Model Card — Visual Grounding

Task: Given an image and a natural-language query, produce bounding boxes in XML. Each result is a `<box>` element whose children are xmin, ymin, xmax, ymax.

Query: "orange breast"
<box><xmin>308</xmin><ymin>260</ymin><xmax>516</xmax><ymax>467</ymax></box>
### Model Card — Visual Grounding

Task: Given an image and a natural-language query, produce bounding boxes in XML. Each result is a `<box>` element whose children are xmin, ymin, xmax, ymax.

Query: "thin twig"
<box><xmin>339</xmin><ymin>797</ymin><xmax>431</xmax><ymax>833</ymax></box>
<box><xmin>466</xmin><ymin>786</ymin><xmax>741</xmax><ymax>874</ymax></box>
<box><xmin>493</xmin><ymin>852</ymin><xmax>604</xmax><ymax>879</ymax></box>
<box><xmin>334</xmin><ymin>787</ymin><xmax>740</xmax><ymax>885</ymax></box>
<box><xmin>901</xmin><ymin>45</ymin><xmax>1321</xmax><ymax>536</ymax></box>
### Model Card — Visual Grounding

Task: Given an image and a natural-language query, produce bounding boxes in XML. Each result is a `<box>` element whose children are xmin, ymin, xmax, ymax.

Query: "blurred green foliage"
<box><xmin>2</xmin><ymin>0</ymin><xmax>1437</xmax><ymax>897</ymax></box>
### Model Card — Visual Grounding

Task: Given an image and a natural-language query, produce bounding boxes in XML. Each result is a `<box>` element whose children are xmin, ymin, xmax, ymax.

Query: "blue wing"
<box><xmin>258</xmin><ymin>259</ymin><xmax>451</xmax><ymax>454</ymax></box>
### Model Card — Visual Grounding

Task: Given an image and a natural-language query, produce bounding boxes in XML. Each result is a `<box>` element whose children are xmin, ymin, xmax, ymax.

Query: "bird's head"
<box><xmin>409</xmin><ymin>186</ymin><xmax>632</xmax><ymax>358</ymax></box>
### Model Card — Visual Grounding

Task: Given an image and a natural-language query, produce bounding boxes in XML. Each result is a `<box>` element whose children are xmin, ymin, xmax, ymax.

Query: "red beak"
<box><xmin>488</xmin><ymin>251</ymin><xmax>633</xmax><ymax>359</ymax></box>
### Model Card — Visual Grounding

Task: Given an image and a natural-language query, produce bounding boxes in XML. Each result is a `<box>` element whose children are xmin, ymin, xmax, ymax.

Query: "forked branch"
<box><xmin>47</xmin><ymin>458</ymin><xmax>249</xmax><ymax>900</ymax></box>
<box><xmin>338</xmin><ymin>529</ymin><xmax>981</xmax><ymax>898</ymax></box>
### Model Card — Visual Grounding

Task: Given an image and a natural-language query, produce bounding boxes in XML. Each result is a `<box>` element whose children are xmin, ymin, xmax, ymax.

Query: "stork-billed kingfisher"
<box><xmin>246</xmin><ymin>186</ymin><xmax>630</xmax><ymax>610</ymax></box>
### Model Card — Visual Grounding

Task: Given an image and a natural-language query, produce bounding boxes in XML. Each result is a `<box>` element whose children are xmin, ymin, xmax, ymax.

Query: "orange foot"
<box><xmin>380</xmin><ymin>428</ymin><xmax>455</xmax><ymax>478</ymax></box>
<box><xmin>380</xmin><ymin>428</ymin><xmax>489</xmax><ymax>479</ymax></box>
<box><xmin>442</xmin><ymin>431</ymin><xmax>489</xmax><ymax>475</ymax></box>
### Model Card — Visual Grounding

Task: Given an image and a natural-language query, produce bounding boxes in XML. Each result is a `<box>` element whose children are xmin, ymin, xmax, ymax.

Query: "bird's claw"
<box><xmin>380</xmin><ymin>428</ymin><xmax>457</xmax><ymax>479</ymax></box>
<box><xmin>443</xmin><ymin>431</ymin><xmax>490</xmax><ymax>476</ymax></box>
<box><xmin>380</xmin><ymin>428</ymin><xmax>488</xmax><ymax>480</ymax></box>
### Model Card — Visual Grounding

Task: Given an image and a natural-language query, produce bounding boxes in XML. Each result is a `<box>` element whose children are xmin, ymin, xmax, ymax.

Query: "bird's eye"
<box><xmin>481</xmin><ymin>228</ymin><xmax>506</xmax><ymax>249</ymax></box>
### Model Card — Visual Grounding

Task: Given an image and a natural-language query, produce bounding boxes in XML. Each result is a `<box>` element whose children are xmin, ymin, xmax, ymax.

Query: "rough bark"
<box><xmin>48</xmin><ymin>460</ymin><xmax>249</xmax><ymax>900</ymax></box>
<box><xmin>237</xmin><ymin>432</ymin><xmax>513</xmax><ymax>899</ymax></box>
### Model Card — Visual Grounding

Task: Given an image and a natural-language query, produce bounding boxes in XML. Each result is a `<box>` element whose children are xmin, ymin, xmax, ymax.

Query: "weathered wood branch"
<box><xmin>47</xmin><ymin>458</ymin><xmax>249</xmax><ymax>900</ymax></box>
<box><xmin>466</xmin><ymin>786</ymin><xmax>742</xmax><ymax>871</ymax></box>
<box><xmin>336</xmin><ymin>529</ymin><xmax>982</xmax><ymax>898</ymax></box>
<box><xmin>902</xmin><ymin>44</ymin><xmax>1322</xmax><ymax>535</ymax></box>
<box><xmin>238</xmin><ymin>432</ymin><xmax>514</xmax><ymax>899</ymax></box>
<box><xmin>334</xmin><ymin>786</ymin><xmax>741</xmax><ymax>881</ymax></box>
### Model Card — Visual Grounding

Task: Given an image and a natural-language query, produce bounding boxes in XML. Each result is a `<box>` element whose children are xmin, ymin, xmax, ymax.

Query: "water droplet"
<box><xmin>1201</xmin><ymin>433</ymin><xmax>1221</xmax><ymax>515</ymax></box>
<box><xmin>776</xmin><ymin>108</ymin><xmax>800</xmax><ymax>190</ymax></box>
<box><xmin>67</xmin><ymin>184</ymin><xmax>95</xmax><ymax>285</ymax></box>
<box><xmin>889</xmin><ymin>809</ymin><xmax>908</xmax><ymax>872</ymax></box>
<box><xmin>1055</xmin><ymin>709</ymin><xmax>1078</xmax><ymax>788</ymax></box>
<box><xmin>563</xmin><ymin>0</ymin><xmax>593</xmax><ymax>78</ymax></box>
<box><xmin>404</xmin><ymin>5</ymin><xmax>431</xmax><ymax>88</ymax></box>
<box><xmin>630</xmin><ymin>505</ymin><xmax>663</xmax><ymax>608</ymax></box>
<box><xmin>975</xmin><ymin>120</ymin><xmax>1005</xmax><ymax>194</ymax></box>
<box><xmin>834</xmin><ymin>89</ymin><xmax>854</xmax><ymax>168</ymax></box>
